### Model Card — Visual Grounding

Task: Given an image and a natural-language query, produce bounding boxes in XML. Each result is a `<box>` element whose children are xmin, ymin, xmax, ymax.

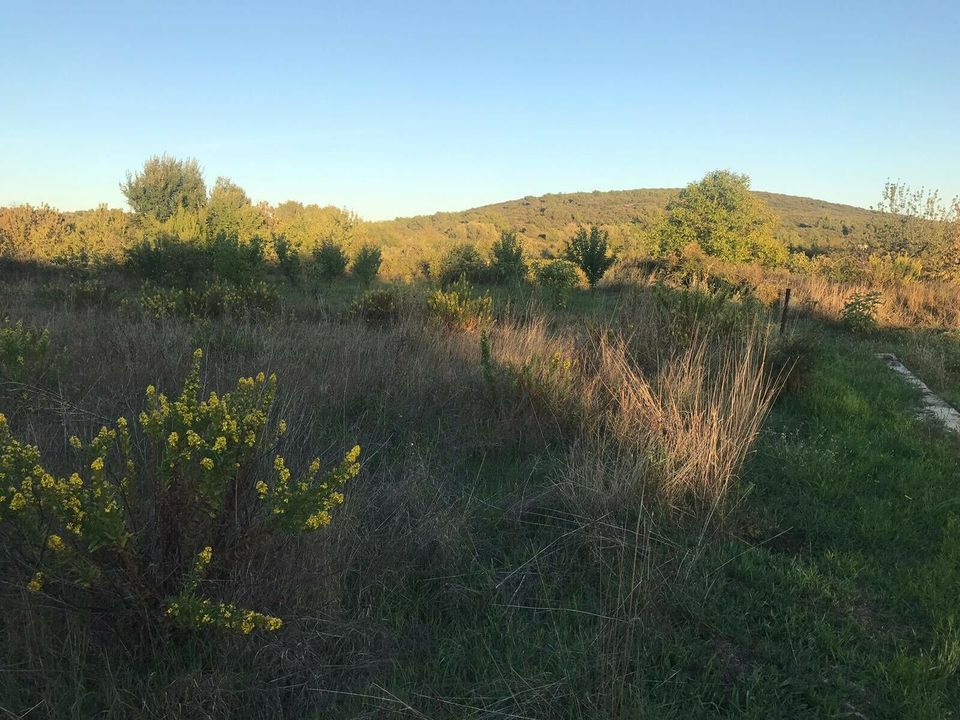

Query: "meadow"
<box><xmin>1</xmin><ymin>165</ymin><xmax>959</xmax><ymax>719</ymax></box>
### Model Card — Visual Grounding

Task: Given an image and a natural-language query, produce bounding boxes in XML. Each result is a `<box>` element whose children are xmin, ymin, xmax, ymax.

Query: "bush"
<box><xmin>489</xmin><ymin>230</ymin><xmax>527</xmax><ymax>284</ymax></box>
<box><xmin>125</xmin><ymin>234</ymin><xmax>211</xmax><ymax>287</ymax></box>
<box><xmin>207</xmin><ymin>232</ymin><xmax>265</xmax><ymax>286</ymax></box>
<box><xmin>841</xmin><ymin>291</ymin><xmax>882</xmax><ymax>332</ymax></box>
<box><xmin>0</xmin><ymin>320</ymin><xmax>52</xmax><ymax>385</ymax></box>
<box><xmin>0</xmin><ymin>349</ymin><xmax>360</xmax><ymax>636</ymax></box>
<box><xmin>436</xmin><ymin>243</ymin><xmax>487</xmax><ymax>286</ymax></box>
<box><xmin>312</xmin><ymin>239</ymin><xmax>349</xmax><ymax>281</ymax></box>
<box><xmin>273</xmin><ymin>234</ymin><xmax>302</xmax><ymax>283</ymax></box>
<box><xmin>563</xmin><ymin>226</ymin><xmax>617</xmax><ymax>287</ymax></box>
<box><xmin>426</xmin><ymin>277</ymin><xmax>493</xmax><ymax>331</ymax></box>
<box><xmin>351</xmin><ymin>287</ymin><xmax>400</xmax><ymax>324</ymax></box>
<box><xmin>535</xmin><ymin>259</ymin><xmax>580</xmax><ymax>309</ymax></box>
<box><xmin>140</xmin><ymin>280</ymin><xmax>279</xmax><ymax>321</ymax></box>
<box><xmin>351</xmin><ymin>244</ymin><xmax>383</xmax><ymax>283</ymax></box>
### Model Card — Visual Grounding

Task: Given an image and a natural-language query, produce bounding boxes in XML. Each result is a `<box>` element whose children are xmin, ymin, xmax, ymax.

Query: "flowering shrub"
<box><xmin>140</xmin><ymin>279</ymin><xmax>279</xmax><ymax>320</ymax></box>
<box><xmin>426</xmin><ymin>277</ymin><xmax>493</xmax><ymax>331</ymax></box>
<box><xmin>0</xmin><ymin>349</ymin><xmax>359</xmax><ymax>634</ymax></box>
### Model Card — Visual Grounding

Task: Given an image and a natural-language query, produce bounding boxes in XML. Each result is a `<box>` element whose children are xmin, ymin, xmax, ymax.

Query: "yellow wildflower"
<box><xmin>168</xmin><ymin>432</ymin><xmax>179</xmax><ymax>448</ymax></box>
<box><xmin>26</xmin><ymin>572</ymin><xmax>43</xmax><ymax>593</ymax></box>
<box><xmin>200</xmin><ymin>457</ymin><xmax>214</xmax><ymax>471</ymax></box>
<box><xmin>146</xmin><ymin>384</ymin><xmax>156</xmax><ymax>397</ymax></box>
<box><xmin>212</xmin><ymin>436</ymin><xmax>227</xmax><ymax>452</ymax></box>
<box><xmin>255</xmin><ymin>480</ymin><xmax>269</xmax><ymax>498</ymax></box>
<box><xmin>186</xmin><ymin>430</ymin><xmax>202</xmax><ymax>447</ymax></box>
<box><xmin>47</xmin><ymin>534</ymin><xmax>65</xmax><ymax>552</ymax></box>
<box><xmin>9</xmin><ymin>492</ymin><xmax>26</xmax><ymax>511</ymax></box>
<box><xmin>69</xmin><ymin>435</ymin><xmax>82</xmax><ymax>449</ymax></box>
<box><xmin>91</xmin><ymin>457</ymin><xmax>104</xmax><ymax>472</ymax></box>
<box><xmin>266</xmin><ymin>617</ymin><xmax>283</xmax><ymax>631</ymax></box>
<box><xmin>277</xmin><ymin>420</ymin><xmax>287</xmax><ymax>436</ymax></box>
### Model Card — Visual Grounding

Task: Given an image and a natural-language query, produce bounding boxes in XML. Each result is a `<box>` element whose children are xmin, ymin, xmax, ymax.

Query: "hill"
<box><xmin>360</xmin><ymin>188</ymin><xmax>881</xmax><ymax>274</ymax></box>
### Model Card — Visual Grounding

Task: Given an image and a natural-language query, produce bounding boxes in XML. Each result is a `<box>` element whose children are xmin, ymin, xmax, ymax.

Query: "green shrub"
<box><xmin>426</xmin><ymin>277</ymin><xmax>493</xmax><ymax>331</ymax></box>
<box><xmin>0</xmin><ymin>349</ymin><xmax>360</xmax><ymax>635</ymax></box>
<box><xmin>840</xmin><ymin>291</ymin><xmax>882</xmax><ymax>332</ymax></box>
<box><xmin>489</xmin><ymin>230</ymin><xmax>527</xmax><ymax>284</ymax></box>
<box><xmin>312</xmin><ymin>238</ymin><xmax>349</xmax><ymax>281</ymax></box>
<box><xmin>140</xmin><ymin>280</ymin><xmax>279</xmax><ymax>321</ymax></box>
<box><xmin>0</xmin><ymin>320</ymin><xmax>51</xmax><ymax>385</ymax></box>
<box><xmin>436</xmin><ymin>243</ymin><xmax>487</xmax><ymax>286</ymax></box>
<box><xmin>351</xmin><ymin>287</ymin><xmax>400</xmax><ymax>324</ymax></box>
<box><xmin>125</xmin><ymin>234</ymin><xmax>211</xmax><ymax>287</ymax></box>
<box><xmin>351</xmin><ymin>244</ymin><xmax>383</xmax><ymax>283</ymax></box>
<box><xmin>563</xmin><ymin>225</ymin><xmax>617</xmax><ymax>287</ymax></box>
<box><xmin>535</xmin><ymin>259</ymin><xmax>580</xmax><ymax>309</ymax></box>
<box><xmin>273</xmin><ymin>234</ymin><xmax>302</xmax><ymax>283</ymax></box>
<box><xmin>207</xmin><ymin>232</ymin><xmax>265</xmax><ymax>286</ymax></box>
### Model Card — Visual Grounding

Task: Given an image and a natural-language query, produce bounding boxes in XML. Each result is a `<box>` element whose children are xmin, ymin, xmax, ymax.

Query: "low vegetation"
<box><xmin>1</xmin><ymin>158</ymin><xmax>958</xmax><ymax>718</ymax></box>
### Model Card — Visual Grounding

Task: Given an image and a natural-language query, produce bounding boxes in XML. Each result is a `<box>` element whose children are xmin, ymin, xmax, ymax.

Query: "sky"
<box><xmin>1</xmin><ymin>0</ymin><xmax>958</xmax><ymax>220</ymax></box>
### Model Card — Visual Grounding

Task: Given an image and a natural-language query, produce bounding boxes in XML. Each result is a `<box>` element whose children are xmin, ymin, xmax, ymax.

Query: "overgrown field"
<box><xmin>1</xmin><ymin>246</ymin><xmax>958</xmax><ymax>718</ymax></box>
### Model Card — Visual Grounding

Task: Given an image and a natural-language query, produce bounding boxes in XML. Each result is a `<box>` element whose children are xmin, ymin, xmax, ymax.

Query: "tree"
<box><xmin>867</xmin><ymin>181</ymin><xmax>960</xmax><ymax>278</ymax></box>
<box><xmin>351</xmin><ymin>244</ymin><xmax>383</xmax><ymax>283</ymax></box>
<box><xmin>563</xmin><ymin>225</ymin><xmax>616</xmax><ymax>287</ymax></box>
<box><xmin>489</xmin><ymin>229</ymin><xmax>527</xmax><ymax>283</ymax></box>
<box><xmin>205</xmin><ymin>177</ymin><xmax>266</xmax><ymax>243</ymax></box>
<box><xmin>121</xmin><ymin>155</ymin><xmax>206</xmax><ymax>222</ymax></box>
<box><xmin>658</xmin><ymin>170</ymin><xmax>785</xmax><ymax>265</ymax></box>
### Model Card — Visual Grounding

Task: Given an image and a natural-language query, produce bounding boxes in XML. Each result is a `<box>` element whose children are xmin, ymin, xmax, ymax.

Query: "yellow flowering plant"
<box><xmin>0</xmin><ymin>348</ymin><xmax>359</xmax><ymax>635</ymax></box>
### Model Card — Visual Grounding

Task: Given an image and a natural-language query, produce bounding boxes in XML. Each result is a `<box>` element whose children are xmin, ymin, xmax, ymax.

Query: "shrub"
<box><xmin>0</xmin><ymin>320</ymin><xmax>51</xmax><ymax>385</ymax></box>
<box><xmin>312</xmin><ymin>239</ymin><xmax>349</xmax><ymax>281</ymax></box>
<box><xmin>0</xmin><ymin>349</ymin><xmax>360</xmax><ymax>635</ymax></box>
<box><xmin>140</xmin><ymin>280</ymin><xmax>279</xmax><ymax>321</ymax></box>
<box><xmin>535</xmin><ymin>259</ymin><xmax>580</xmax><ymax>309</ymax></box>
<box><xmin>841</xmin><ymin>291</ymin><xmax>882</xmax><ymax>332</ymax></box>
<box><xmin>351</xmin><ymin>287</ymin><xmax>400</xmax><ymax>324</ymax></box>
<box><xmin>436</xmin><ymin>243</ymin><xmax>487</xmax><ymax>286</ymax></box>
<box><xmin>489</xmin><ymin>230</ymin><xmax>527</xmax><ymax>284</ymax></box>
<box><xmin>426</xmin><ymin>277</ymin><xmax>493</xmax><ymax>331</ymax></box>
<box><xmin>351</xmin><ymin>244</ymin><xmax>383</xmax><ymax>283</ymax></box>
<box><xmin>207</xmin><ymin>232</ymin><xmax>265</xmax><ymax>286</ymax></box>
<box><xmin>563</xmin><ymin>226</ymin><xmax>617</xmax><ymax>287</ymax></box>
<box><xmin>125</xmin><ymin>234</ymin><xmax>211</xmax><ymax>287</ymax></box>
<box><xmin>273</xmin><ymin>234</ymin><xmax>302</xmax><ymax>283</ymax></box>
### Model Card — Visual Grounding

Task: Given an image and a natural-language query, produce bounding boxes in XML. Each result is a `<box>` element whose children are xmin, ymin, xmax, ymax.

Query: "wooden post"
<box><xmin>779</xmin><ymin>288</ymin><xmax>791</xmax><ymax>335</ymax></box>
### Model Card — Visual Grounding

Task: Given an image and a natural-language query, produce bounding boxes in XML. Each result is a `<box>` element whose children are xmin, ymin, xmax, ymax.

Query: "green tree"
<box><xmin>658</xmin><ymin>170</ymin><xmax>785</xmax><ymax>265</ymax></box>
<box><xmin>205</xmin><ymin>177</ymin><xmax>266</xmax><ymax>244</ymax></box>
<box><xmin>121</xmin><ymin>155</ymin><xmax>207</xmax><ymax>222</ymax></box>
<box><xmin>489</xmin><ymin>229</ymin><xmax>527</xmax><ymax>283</ymax></box>
<box><xmin>312</xmin><ymin>238</ymin><xmax>349</xmax><ymax>280</ymax></box>
<box><xmin>563</xmin><ymin>225</ymin><xmax>616</xmax><ymax>287</ymax></box>
<box><xmin>351</xmin><ymin>244</ymin><xmax>383</xmax><ymax>283</ymax></box>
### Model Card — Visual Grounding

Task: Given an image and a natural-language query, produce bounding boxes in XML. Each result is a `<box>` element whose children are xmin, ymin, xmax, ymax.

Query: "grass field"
<box><xmin>1</xmin><ymin>257</ymin><xmax>958</xmax><ymax>719</ymax></box>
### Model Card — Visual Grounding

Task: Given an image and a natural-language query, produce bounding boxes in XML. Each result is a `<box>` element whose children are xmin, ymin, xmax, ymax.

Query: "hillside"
<box><xmin>361</xmin><ymin>188</ymin><xmax>881</xmax><ymax>274</ymax></box>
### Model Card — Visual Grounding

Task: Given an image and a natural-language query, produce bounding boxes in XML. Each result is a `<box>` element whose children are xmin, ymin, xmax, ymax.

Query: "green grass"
<box><xmin>325</xmin><ymin>327</ymin><xmax>960</xmax><ymax>718</ymax></box>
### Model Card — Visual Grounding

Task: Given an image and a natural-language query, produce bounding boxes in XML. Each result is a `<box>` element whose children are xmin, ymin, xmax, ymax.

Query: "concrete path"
<box><xmin>876</xmin><ymin>353</ymin><xmax>960</xmax><ymax>434</ymax></box>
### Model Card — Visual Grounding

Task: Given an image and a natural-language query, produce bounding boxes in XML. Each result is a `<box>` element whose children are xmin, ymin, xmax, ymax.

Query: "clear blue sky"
<box><xmin>2</xmin><ymin>0</ymin><xmax>957</xmax><ymax>220</ymax></box>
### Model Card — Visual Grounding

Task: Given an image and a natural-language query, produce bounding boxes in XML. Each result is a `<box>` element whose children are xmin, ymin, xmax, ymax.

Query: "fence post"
<box><xmin>779</xmin><ymin>288</ymin><xmax>791</xmax><ymax>335</ymax></box>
